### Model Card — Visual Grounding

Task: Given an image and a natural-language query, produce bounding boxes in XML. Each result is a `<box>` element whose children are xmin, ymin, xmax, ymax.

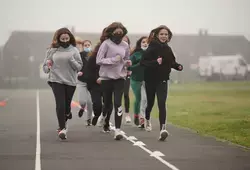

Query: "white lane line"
<box><xmin>35</xmin><ymin>90</ymin><xmax>41</xmax><ymax>170</ymax></box>
<box><xmin>109</xmin><ymin>123</ymin><xmax>179</xmax><ymax>170</ymax></box>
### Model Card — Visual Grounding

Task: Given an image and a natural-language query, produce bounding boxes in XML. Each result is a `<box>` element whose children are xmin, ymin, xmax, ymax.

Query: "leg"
<box><xmin>86</xmin><ymin>89</ymin><xmax>93</xmax><ymax>125</ymax></box>
<box><xmin>77</xmin><ymin>82</ymin><xmax>88</xmax><ymax>117</ymax></box>
<box><xmin>101</xmin><ymin>80</ymin><xmax>114</xmax><ymax>132</ymax></box>
<box><xmin>156</xmin><ymin>81</ymin><xmax>169</xmax><ymax>141</ymax></box>
<box><xmin>156</xmin><ymin>81</ymin><xmax>168</xmax><ymax>130</ymax></box>
<box><xmin>139</xmin><ymin>81</ymin><xmax>147</xmax><ymax>128</ymax></box>
<box><xmin>123</xmin><ymin>77</ymin><xmax>130</xmax><ymax>113</ymax></box>
<box><xmin>145</xmin><ymin>82</ymin><xmax>156</xmax><ymax>120</ymax></box>
<box><xmin>114</xmin><ymin>79</ymin><xmax>125</xmax><ymax>140</ymax></box>
<box><xmin>140</xmin><ymin>81</ymin><xmax>147</xmax><ymax>118</ymax></box>
<box><xmin>144</xmin><ymin>81</ymin><xmax>156</xmax><ymax>131</ymax></box>
<box><xmin>65</xmin><ymin>84</ymin><xmax>76</xmax><ymax>120</ymax></box>
<box><xmin>114</xmin><ymin>79</ymin><xmax>125</xmax><ymax>129</ymax></box>
<box><xmin>130</xmin><ymin>80</ymin><xmax>142</xmax><ymax>125</ymax></box>
<box><xmin>50</xmin><ymin>82</ymin><xmax>66</xmax><ymax>130</ymax></box>
<box><xmin>89</xmin><ymin>85</ymin><xmax>103</xmax><ymax>126</ymax></box>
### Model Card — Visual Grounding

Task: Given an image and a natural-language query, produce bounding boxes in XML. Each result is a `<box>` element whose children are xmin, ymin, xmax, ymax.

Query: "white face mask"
<box><xmin>141</xmin><ymin>46</ymin><xmax>148</xmax><ymax>51</ymax></box>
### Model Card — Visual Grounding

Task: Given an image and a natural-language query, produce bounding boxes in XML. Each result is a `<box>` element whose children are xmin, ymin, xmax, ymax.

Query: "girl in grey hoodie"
<box><xmin>96</xmin><ymin>22</ymin><xmax>131</xmax><ymax>140</ymax></box>
<box><xmin>43</xmin><ymin>28</ymin><xmax>83</xmax><ymax>140</ymax></box>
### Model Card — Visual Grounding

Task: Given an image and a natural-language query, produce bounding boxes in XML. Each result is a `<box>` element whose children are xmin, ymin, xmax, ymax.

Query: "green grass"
<box><xmin>130</xmin><ymin>81</ymin><xmax>250</xmax><ymax>148</ymax></box>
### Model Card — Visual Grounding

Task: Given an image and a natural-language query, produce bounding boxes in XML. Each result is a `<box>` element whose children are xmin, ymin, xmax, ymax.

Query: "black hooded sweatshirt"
<box><xmin>77</xmin><ymin>51</ymin><xmax>89</xmax><ymax>83</ymax></box>
<box><xmin>140</xmin><ymin>40</ymin><xmax>182</xmax><ymax>82</ymax></box>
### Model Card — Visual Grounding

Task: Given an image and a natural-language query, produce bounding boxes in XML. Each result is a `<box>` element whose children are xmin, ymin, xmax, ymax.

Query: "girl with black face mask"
<box><xmin>42</xmin><ymin>28</ymin><xmax>83</xmax><ymax>140</ymax></box>
<box><xmin>96</xmin><ymin>22</ymin><xmax>131</xmax><ymax>140</ymax></box>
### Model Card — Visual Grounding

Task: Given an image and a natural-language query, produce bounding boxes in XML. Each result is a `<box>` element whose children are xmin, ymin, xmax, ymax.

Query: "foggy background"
<box><xmin>0</xmin><ymin>0</ymin><xmax>250</xmax><ymax>88</ymax></box>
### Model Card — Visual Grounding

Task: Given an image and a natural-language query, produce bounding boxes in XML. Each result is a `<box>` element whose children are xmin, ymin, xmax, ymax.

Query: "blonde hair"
<box><xmin>75</xmin><ymin>36</ymin><xmax>83</xmax><ymax>44</ymax></box>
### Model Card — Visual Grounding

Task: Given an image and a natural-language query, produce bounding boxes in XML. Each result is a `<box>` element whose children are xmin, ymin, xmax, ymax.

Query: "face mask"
<box><xmin>110</xmin><ymin>34</ymin><xmax>123</xmax><ymax>44</ymax></box>
<box><xmin>141</xmin><ymin>46</ymin><xmax>148</xmax><ymax>51</ymax></box>
<box><xmin>84</xmin><ymin>47</ymin><xmax>91</xmax><ymax>53</ymax></box>
<box><xmin>59</xmin><ymin>41</ymin><xmax>70</xmax><ymax>48</ymax></box>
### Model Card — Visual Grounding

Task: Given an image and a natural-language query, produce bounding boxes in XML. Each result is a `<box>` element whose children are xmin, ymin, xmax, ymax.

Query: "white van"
<box><xmin>198</xmin><ymin>55</ymin><xmax>250</xmax><ymax>80</ymax></box>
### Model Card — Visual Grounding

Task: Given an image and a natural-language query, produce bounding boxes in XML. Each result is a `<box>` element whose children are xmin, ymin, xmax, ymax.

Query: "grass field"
<box><xmin>134</xmin><ymin>81</ymin><xmax>250</xmax><ymax>148</ymax></box>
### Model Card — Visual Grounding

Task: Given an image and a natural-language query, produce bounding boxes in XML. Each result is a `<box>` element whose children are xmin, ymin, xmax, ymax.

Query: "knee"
<box><xmin>158</xmin><ymin>102</ymin><xmax>166</xmax><ymax>110</ymax></box>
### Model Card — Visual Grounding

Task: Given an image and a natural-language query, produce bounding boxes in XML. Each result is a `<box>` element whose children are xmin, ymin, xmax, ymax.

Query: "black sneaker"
<box><xmin>86</xmin><ymin>119</ymin><xmax>92</xmax><ymax>126</ymax></box>
<box><xmin>66</xmin><ymin>112</ymin><xmax>72</xmax><ymax>120</ymax></box>
<box><xmin>103</xmin><ymin>125</ymin><xmax>111</xmax><ymax>133</ymax></box>
<box><xmin>92</xmin><ymin>116</ymin><xmax>99</xmax><ymax>126</ymax></box>
<box><xmin>78</xmin><ymin>109</ymin><xmax>84</xmax><ymax>118</ymax></box>
<box><xmin>134</xmin><ymin>117</ymin><xmax>139</xmax><ymax>126</ymax></box>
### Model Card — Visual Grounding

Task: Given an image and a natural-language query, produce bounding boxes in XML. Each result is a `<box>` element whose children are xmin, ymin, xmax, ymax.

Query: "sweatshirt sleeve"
<box><xmin>69</xmin><ymin>49</ymin><xmax>83</xmax><ymax>72</ymax></box>
<box><xmin>128</xmin><ymin>53</ymin><xmax>140</xmax><ymax>71</ymax></box>
<box><xmin>140</xmin><ymin>47</ymin><xmax>159</xmax><ymax>67</ymax></box>
<box><xmin>96</xmin><ymin>41</ymin><xmax>118</xmax><ymax>65</ymax></box>
<box><xmin>42</xmin><ymin>48</ymin><xmax>56</xmax><ymax>74</ymax></box>
<box><xmin>124</xmin><ymin>45</ymin><xmax>130</xmax><ymax>60</ymax></box>
<box><xmin>169</xmin><ymin>47</ymin><xmax>182</xmax><ymax>70</ymax></box>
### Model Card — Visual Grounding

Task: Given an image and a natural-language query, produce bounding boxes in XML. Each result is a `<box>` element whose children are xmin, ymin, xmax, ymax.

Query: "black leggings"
<box><xmin>123</xmin><ymin>77</ymin><xmax>130</xmax><ymax>113</ymax></box>
<box><xmin>145</xmin><ymin>81</ymin><xmax>168</xmax><ymax>130</ymax></box>
<box><xmin>101</xmin><ymin>79</ymin><xmax>125</xmax><ymax>129</ymax></box>
<box><xmin>88</xmin><ymin>85</ymin><xmax>103</xmax><ymax>118</ymax></box>
<box><xmin>49</xmin><ymin>82</ymin><xmax>76</xmax><ymax>129</ymax></box>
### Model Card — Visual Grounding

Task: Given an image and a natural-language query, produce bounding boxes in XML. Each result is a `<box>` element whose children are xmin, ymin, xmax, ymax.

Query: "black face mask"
<box><xmin>59</xmin><ymin>41</ymin><xmax>70</xmax><ymax>48</ymax></box>
<box><xmin>110</xmin><ymin>34</ymin><xmax>123</xmax><ymax>44</ymax></box>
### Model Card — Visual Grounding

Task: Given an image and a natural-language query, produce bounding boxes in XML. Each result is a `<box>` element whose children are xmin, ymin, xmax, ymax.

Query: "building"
<box><xmin>2</xmin><ymin>29</ymin><xmax>250</xmax><ymax>87</ymax></box>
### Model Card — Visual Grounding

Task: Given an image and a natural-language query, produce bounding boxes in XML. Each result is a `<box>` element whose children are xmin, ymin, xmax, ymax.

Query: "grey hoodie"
<box><xmin>43</xmin><ymin>45</ymin><xmax>83</xmax><ymax>86</ymax></box>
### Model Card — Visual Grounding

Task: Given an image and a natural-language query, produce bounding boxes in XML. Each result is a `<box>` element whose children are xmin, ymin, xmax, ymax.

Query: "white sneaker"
<box><xmin>145</xmin><ymin>119</ymin><xmax>152</xmax><ymax>132</ymax></box>
<box><xmin>159</xmin><ymin>130</ymin><xmax>169</xmax><ymax>141</ymax></box>
<box><xmin>97</xmin><ymin>114</ymin><xmax>105</xmax><ymax>127</ymax></box>
<box><xmin>125</xmin><ymin>113</ymin><xmax>131</xmax><ymax>124</ymax></box>
<box><xmin>114</xmin><ymin>129</ymin><xmax>123</xmax><ymax>140</ymax></box>
<box><xmin>58</xmin><ymin>128</ymin><xmax>67</xmax><ymax>140</ymax></box>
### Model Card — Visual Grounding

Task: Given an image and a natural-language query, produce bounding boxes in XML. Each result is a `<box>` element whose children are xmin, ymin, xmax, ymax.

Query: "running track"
<box><xmin>0</xmin><ymin>89</ymin><xmax>250</xmax><ymax>170</ymax></box>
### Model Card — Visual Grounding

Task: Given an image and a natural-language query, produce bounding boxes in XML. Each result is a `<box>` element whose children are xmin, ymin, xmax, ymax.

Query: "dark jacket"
<box><xmin>84</xmin><ymin>55</ymin><xmax>101</xmax><ymax>90</ymax></box>
<box><xmin>77</xmin><ymin>51</ymin><xmax>89</xmax><ymax>83</ymax></box>
<box><xmin>128</xmin><ymin>51</ymin><xmax>144</xmax><ymax>82</ymax></box>
<box><xmin>140</xmin><ymin>40</ymin><xmax>182</xmax><ymax>82</ymax></box>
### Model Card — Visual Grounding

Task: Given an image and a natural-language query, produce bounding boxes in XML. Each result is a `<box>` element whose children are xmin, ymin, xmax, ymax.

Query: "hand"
<box><xmin>127</xmin><ymin>71</ymin><xmax>132</xmax><ymax>76</ymax></box>
<box><xmin>46</xmin><ymin>60</ymin><xmax>53</xmax><ymax>68</ymax></box>
<box><xmin>113</xmin><ymin>55</ymin><xmax>122</xmax><ymax>62</ymax></box>
<box><xmin>77</xmin><ymin>72</ymin><xmax>83</xmax><ymax>76</ymax></box>
<box><xmin>157</xmin><ymin>57</ymin><xmax>162</xmax><ymax>65</ymax></box>
<box><xmin>178</xmin><ymin>65</ymin><xmax>183</xmax><ymax>71</ymax></box>
<box><xmin>125</xmin><ymin>60</ymin><xmax>132</xmax><ymax>66</ymax></box>
<box><xmin>96</xmin><ymin>78</ymin><xmax>102</xmax><ymax>84</ymax></box>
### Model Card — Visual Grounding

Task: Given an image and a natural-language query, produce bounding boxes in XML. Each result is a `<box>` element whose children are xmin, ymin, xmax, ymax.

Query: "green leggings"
<box><xmin>131</xmin><ymin>80</ymin><xmax>142</xmax><ymax>115</ymax></box>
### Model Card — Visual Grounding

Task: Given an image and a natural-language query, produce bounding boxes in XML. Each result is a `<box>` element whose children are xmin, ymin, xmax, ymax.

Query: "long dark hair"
<box><xmin>90</xmin><ymin>27</ymin><xmax>108</xmax><ymax>57</ymax></box>
<box><xmin>105</xmin><ymin>22</ymin><xmax>128</xmax><ymax>38</ymax></box>
<box><xmin>147</xmin><ymin>25</ymin><xmax>173</xmax><ymax>44</ymax></box>
<box><xmin>131</xmin><ymin>36</ymin><xmax>148</xmax><ymax>55</ymax></box>
<box><xmin>50</xmin><ymin>27</ymin><xmax>76</xmax><ymax>48</ymax></box>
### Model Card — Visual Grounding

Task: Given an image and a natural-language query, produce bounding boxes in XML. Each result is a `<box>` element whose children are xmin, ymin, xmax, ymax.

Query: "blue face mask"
<box><xmin>84</xmin><ymin>47</ymin><xmax>91</xmax><ymax>53</ymax></box>
<box><xmin>141</xmin><ymin>46</ymin><xmax>148</xmax><ymax>51</ymax></box>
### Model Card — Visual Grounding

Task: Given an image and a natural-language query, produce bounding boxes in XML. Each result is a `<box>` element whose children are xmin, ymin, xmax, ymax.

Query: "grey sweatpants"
<box><xmin>140</xmin><ymin>81</ymin><xmax>147</xmax><ymax>118</ymax></box>
<box><xmin>77</xmin><ymin>81</ymin><xmax>93</xmax><ymax>120</ymax></box>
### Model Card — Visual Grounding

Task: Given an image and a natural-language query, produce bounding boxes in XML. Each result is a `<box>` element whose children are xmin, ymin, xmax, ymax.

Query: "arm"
<box><xmin>96</xmin><ymin>41</ymin><xmax>119</xmax><ymax>65</ymax></box>
<box><xmin>69</xmin><ymin>50</ymin><xmax>83</xmax><ymax>72</ymax></box>
<box><xmin>140</xmin><ymin>47</ymin><xmax>159</xmax><ymax>67</ymax></box>
<box><xmin>128</xmin><ymin>53</ymin><xmax>140</xmax><ymax>71</ymax></box>
<box><xmin>169</xmin><ymin>47</ymin><xmax>183</xmax><ymax>71</ymax></box>
<box><xmin>42</xmin><ymin>48</ymin><xmax>56</xmax><ymax>73</ymax></box>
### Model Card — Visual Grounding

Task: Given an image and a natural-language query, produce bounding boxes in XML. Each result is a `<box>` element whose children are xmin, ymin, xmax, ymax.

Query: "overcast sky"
<box><xmin>0</xmin><ymin>0</ymin><xmax>249</xmax><ymax>45</ymax></box>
